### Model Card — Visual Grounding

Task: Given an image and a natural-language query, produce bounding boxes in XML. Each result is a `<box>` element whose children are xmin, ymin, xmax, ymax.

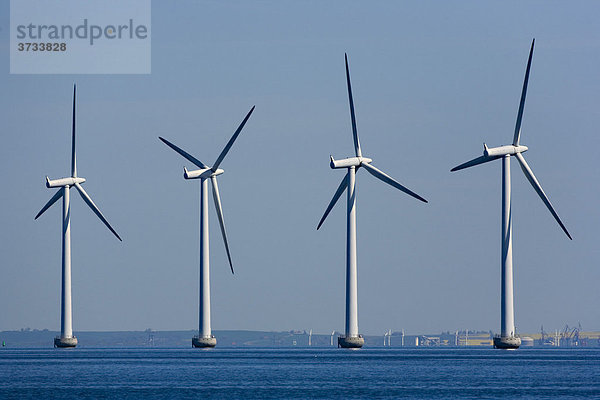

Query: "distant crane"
<box><xmin>560</xmin><ymin>323</ymin><xmax>582</xmax><ymax>347</ymax></box>
<box><xmin>540</xmin><ymin>325</ymin><xmax>547</xmax><ymax>346</ymax></box>
<box><xmin>561</xmin><ymin>325</ymin><xmax>572</xmax><ymax>346</ymax></box>
<box><xmin>574</xmin><ymin>323</ymin><xmax>582</xmax><ymax>346</ymax></box>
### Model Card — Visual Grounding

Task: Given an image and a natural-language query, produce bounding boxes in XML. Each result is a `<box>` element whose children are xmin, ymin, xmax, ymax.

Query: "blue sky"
<box><xmin>0</xmin><ymin>1</ymin><xmax>598</xmax><ymax>335</ymax></box>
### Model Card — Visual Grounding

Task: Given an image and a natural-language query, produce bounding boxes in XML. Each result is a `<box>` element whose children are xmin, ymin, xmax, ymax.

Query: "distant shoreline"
<box><xmin>2</xmin><ymin>329</ymin><xmax>599</xmax><ymax>348</ymax></box>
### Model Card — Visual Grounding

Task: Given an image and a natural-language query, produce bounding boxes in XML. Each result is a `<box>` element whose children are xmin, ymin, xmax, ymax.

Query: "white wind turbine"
<box><xmin>159</xmin><ymin>106</ymin><xmax>254</xmax><ymax>348</ymax></box>
<box><xmin>35</xmin><ymin>85</ymin><xmax>122</xmax><ymax>348</ymax></box>
<box><xmin>451</xmin><ymin>39</ymin><xmax>572</xmax><ymax>349</ymax></box>
<box><xmin>317</xmin><ymin>54</ymin><xmax>428</xmax><ymax>349</ymax></box>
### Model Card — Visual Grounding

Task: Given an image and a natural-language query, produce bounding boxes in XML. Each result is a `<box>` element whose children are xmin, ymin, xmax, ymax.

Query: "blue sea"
<box><xmin>1</xmin><ymin>348</ymin><xmax>599</xmax><ymax>399</ymax></box>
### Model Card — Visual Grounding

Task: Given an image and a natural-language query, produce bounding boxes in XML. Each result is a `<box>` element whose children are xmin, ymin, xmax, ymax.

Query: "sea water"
<box><xmin>1</xmin><ymin>348</ymin><xmax>599</xmax><ymax>399</ymax></box>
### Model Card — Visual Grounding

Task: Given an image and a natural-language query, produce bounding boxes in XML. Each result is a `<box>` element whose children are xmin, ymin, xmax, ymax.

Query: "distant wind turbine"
<box><xmin>317</xmin><ymin>54</ymin><xmax>428</xmax><ymax>349</ymax></box>
<box><xmin>451</xmin><ymin>39</ymin><xmax>571</xmax><ymax>349</ymax></box>
<box><xmin>383</xmin><ymin>330</ymin><xmax>392</xmax><ymax>347</ymax></box>
<box><xmin>159</xmin><ymin>106</ymin><xmax>254</xmax><ymax>348</ymax></box>
<box><xmin>35</xmin><ymin>85</ymin><xmax>122</xmax><ymax>348</ymax></box>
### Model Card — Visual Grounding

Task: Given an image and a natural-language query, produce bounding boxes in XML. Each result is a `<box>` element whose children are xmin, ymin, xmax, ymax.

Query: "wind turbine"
<box><xmin>451</xmin><ymin>39</ymin><xmax>572</xmax><ymax>350</ymax></box>
<box><xmin>35</xmin><ymin>85</ymin><xmax>122</xmax><ymax>348</ymax></box>
<box><xmin>383</xmin><ymin>330</ymin><xmax>392</xmax><ymax>347</ymax></box>
<box><xmin>159</xmin><ymin>106</ymin><xmax>254</xmax><ymax>348</ymax></box>
<box><xmin>317</xmin><ymin>54</ymin><xmax>428</xmax><ymax>349</ymax></box>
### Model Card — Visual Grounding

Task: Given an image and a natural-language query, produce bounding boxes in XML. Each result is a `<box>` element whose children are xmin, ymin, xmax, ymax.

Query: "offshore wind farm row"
<box><xmin>35</xmin><ymin>40</ymin><xmax>571</xmax><ymax>350</ymax></box>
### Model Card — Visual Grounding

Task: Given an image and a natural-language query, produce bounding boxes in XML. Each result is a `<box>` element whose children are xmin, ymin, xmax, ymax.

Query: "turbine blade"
<box><xmin>317</xmin><ymin>172</ymin><xmax>349</xmax><ymax>230</ymax></box>
<box><xmin>159</xmin><ymin>137</ymin><xmax>208</xmax><ymax>169</ymax></box>
<box><xmin>345</xmin><ymin>54</ymin><xmax>362</xmax><ymax>158</ymax></box>
<box><xmin>35</xmin><ymin>188</ymin><xmax>63</xmax><ymax>220</ymax></box>
<box><xmin>74</xmin><ymin>183</ymin><xmax>122</xmax><ymax>241</ymax></box>
<box><xmin>212</xmin><ymin>106</ymin><xmax>255</xmax><ymax>171</ymax></box>
<box><xmin>71</xmin><ymin>84</ymin><xmax>77</xmax><ymax>177</ymax></box>
<box><xmin>515</xmin><ymin>153</ymin><xmax>571</xmax><ymax>240</ymax></box>
<box><xmin>451</xmin><ymin>155</ymin><xmax>502</xmax><ymax>172</ymax></box>
<box><xmin>513</xmin><ymin>39</ymin><xmax>535</xmax><ymax>146</ymax></box>
<box><xmin>210</xmin><ymin>177</ymin><xmax>234</xmax><ymax>274</ymax></box>
<box><xmin>361</xmin><ymin>162</ymin><xmax>427</xmax><ymax>203</ymax></box>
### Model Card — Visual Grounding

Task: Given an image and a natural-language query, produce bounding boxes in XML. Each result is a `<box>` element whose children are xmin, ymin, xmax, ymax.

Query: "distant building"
<box><xmin>521</xmin><ymin>337</ymin><xmax>534</xmax><ymax>347</ymax></box>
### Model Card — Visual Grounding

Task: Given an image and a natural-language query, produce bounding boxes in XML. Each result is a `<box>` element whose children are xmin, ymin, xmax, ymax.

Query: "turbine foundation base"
<box><xmin>54</xmin><ymin>336</ymin><xmax>77</xmax><ymax>348</ymax></box>
<box><xmin>338</xmin><ymin>335</ymin><xmax>364</xmax><ymax>348</ymax></box>
<box><xmin>493</xmin><ymin>335</ymin><xmax>521</xmax><ymax>350</ymax></box>
<box><xmin>192</xmin><ymin>336</ymin><xmax>216</xmax><ymax>348</ymax></box>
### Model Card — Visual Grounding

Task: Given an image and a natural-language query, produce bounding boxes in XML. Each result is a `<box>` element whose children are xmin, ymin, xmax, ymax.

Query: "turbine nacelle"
<box><xmin>46</xmin><ymin>176</ymin><xmax>86</xmax><ymax>188</ymax></box>
<box><xmin>329</xmin><ymin>156</ymin><xmax>372</xmax><ymax>169</ymax></box>
<box><xmin>483</xmin><ymin>144</ymin><xmax>528</xmax><ymax>157</ymax></box>
<box><xmin>183</xmin><ymin>167</ymin><xmax>224</xmax><ymax>180</ymax></box>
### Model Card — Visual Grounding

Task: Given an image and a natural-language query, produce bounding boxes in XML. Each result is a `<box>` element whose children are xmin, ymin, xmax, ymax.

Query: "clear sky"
<box><xmin>1</xmin><ymin>1</ymin><xmax>598</xmax><ymax>336</ymax></box>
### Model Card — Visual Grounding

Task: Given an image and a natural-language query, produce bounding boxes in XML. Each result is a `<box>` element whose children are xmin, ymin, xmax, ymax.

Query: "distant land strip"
<box><xmin>2</xmin><ymin>329</ymin><xmax>600</xmax><ymax>348</ymax></box>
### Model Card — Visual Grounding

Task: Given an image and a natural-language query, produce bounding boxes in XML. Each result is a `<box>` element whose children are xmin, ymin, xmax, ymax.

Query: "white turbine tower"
<box><xmin>317</xmin><ymin>54</ymin><xmax>428</xmax><ymax>349</ymax></box>
<box><xmin>451</xmin><ymin>40</ymin><xmax>572</xmax><ymax>350</ymax></box>
<box><xmin>159</xmin><ymin>106</ymin><xmax>254</xmax><ymax>348</ymax></box>
<box><xmin>35</xmin><ymin>85</ymin><xmax>122</xmax><ymax>348</ymax></box>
